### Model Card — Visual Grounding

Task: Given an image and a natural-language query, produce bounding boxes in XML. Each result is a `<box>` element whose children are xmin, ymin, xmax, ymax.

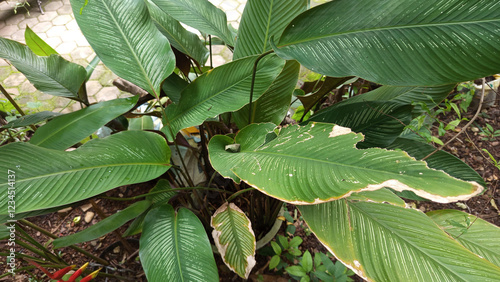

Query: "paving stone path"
<box><xmin>0</xmin><ymin>0</ymin><xmax>247</xmax><ymax>113</ymax></box>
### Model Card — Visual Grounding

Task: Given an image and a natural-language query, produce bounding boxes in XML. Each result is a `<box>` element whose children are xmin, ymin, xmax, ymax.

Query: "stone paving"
<box><xmin>0</xmin><ymin>0</ymin><xmax>247</xmax><ymax>113</ymax></box>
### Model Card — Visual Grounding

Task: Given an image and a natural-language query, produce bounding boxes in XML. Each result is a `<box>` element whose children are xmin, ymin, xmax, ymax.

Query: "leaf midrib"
<box><xmin>170</xmin><ymin>56</ymin><xmax>279</xmax><ymax>126</ymax></box>
<box><xmin>159</xmin><ymin>0</ymin><xmax>230</xmax><ymax>44</ymax></box>
<box><xmin>30</xmin><ymin>103</ymin><xmax>129</xmax><ymax>147</ymax></box>
<box><xmin>351</xmin><ymin>203</ymin><xmax>466</xmax><ymax>280</ymax></box>
<box><xmin>0</xmin><ymin>162</ymin><xmax>169</xmax><ymax>187</ymax></box>
<box><xmin>100</xmin><ymin>0</ymin><xmax>156</xmax><ymax>94</ymax></box>
<box><xmin>278</xmin><ymin>18</ymin><xmax>500</xmax><ymax>47</ymax></box>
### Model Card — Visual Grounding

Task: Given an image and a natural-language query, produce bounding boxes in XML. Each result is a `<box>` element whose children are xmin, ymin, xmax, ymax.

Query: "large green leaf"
<box><xmin>146</xmin><ymin>0</ymin><xmax>208</xmax><ymax>65</ymax></box>
<box><xmin>387</xmin><ymin>137</ymin><xmax>486</xmax><ymax>186</ymax></box>
<box><xmin>1</xmin><ymin>111</ymin><xmax>61</xmax><ymax>129</ymax></box>
<box><xmin>162</xmin><ymin>73</ymin><xmax>189</xmax><ymax>104</ymax></box>
<box><xmin>428</xmin><ymin>209</ymin><xmax>500</xmax><ymax>268</ymax></box>
<box><xmin>308</xmin><ymin>101</ymin><xmax>412</xmax><ymax>148</ymax></box>
<box><xmin>340</xmin><ymin>84</ymin><xmax>455</xmax><ymax>117</ymax></box>
<box><xmin>123</xmin><ymin>179</ymin><xmax>177</xmax><ymax>237</ymax></box>
<box><xmin>24</xmin><ymin>26</ymin><xmax>58</xmax><ymax>56</ymax></box>
<box><xmin>209</xmin><ymin>122</ymin><xmax>483</xmax><ymax>204</ymax></box>
<box><xmin>71</xmin><ymin>0</ymin><xmax>175</xmax><ymax>95</ymax></box>
<box><xmin>299</xmin><ymin>200</ymin><xmax>500</xmax><ymax>281</ymax></box>
<box><xmin>233</xmin><ymin>0</ymin><xmax>307</xmax><ymax>60</ymax></box>
<box><xmin>0</xmin><ymin>38</ymin><xmax>86</xmax><ymax>101</ymax></box>
<box><xmin>29</xmin><ymin>96</ymin><xmax>139</xmax><ymax>150</ymax></box>
<box><xmin>211</xmin><ymin>202</ymin><xmax>256</xmax><ymax>279</ymax></box>
<box><xmin>233</xmin><ymin>60</ymin><xmax>300</xmax><ymax>129</ymax></box>
<box><xmin>150</xmin><ymin>0</ymin><xmax>234</xmax><ymax>46</ymax></box>
<box><xmin>0</xmin><ymin>131</ymin><xmax>170</xmax><ymax>215</ymax></box>
<box><xmin>53</xmin><ymin>200</ymin><xmax>151</xmax><ymax>248</ymax></box>
<box><xmin>163</xmin><ymin>54</ymin><xmax>285</xmax><ymax>139</ymax></box>
<box><xmin>140</xmin><ymin>204</ymin><xmax>219</xmax><ymax>281</ymax></box>
<box><xmin>273</xmin><ymin>0</ymin><xmax>500</xmax><ymax>86</ymax></box>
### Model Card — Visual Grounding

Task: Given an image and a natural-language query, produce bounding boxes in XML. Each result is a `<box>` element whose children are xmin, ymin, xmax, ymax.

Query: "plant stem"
<box><xmin>0</xmin><ymin>83</ymin><xmax>37</xmax><ymax>132</ymax></box>
<box><xmin>227</xmin><ymin>188</ymin><xmax>256</xmax><ymax>202</ymax></box>
<box><xmin>101</xmin><ymin>186</ymin><xmax>230</xmax><ymax>201</ymax></box>
<box><xmin>19</xmin><ymin>219</ymin><xmax>109</xmax><ymax>266</ymax></box>
<box><xmin>422</xmin><ymin>78</ymin><xmax>486</xmax><ymax>161</ymax></box>
<box><xmin>248</xmin><ymin>50</ymin><xmax>275</xmax><ymax>125</ymax></box>
<box><xmin>209</xmin><ymin>35</ymin><xmax>213</xmax><ymax>69</ymax></box>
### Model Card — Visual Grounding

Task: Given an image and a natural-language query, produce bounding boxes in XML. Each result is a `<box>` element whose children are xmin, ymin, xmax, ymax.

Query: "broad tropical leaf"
<box><xmin>29</xmin><ymin>96</ymin><xmax>139</xmax><ymax>150</ymax></box>
<box><xmin>150</xmin><ymin>0</ymin><xmax>234</xmax><ymax>45</ymax></box>
<box><xmin>209</xmin><ymin>122</ymin><xmax>483</xmax><ymax>204</ymax></box>
<box><xmin>0</xmin><ymin>38</ymin><xmax>86</xmax><ymax>101</ymax></box>
<box><xmin>340</xmin><ymin>84</ymin><xmax>455</xmax><ymax>116</ymax></box>
<box><xmin>0</xmin><ymin>131</ymin><xmax>170</xmax><ymax>215</ymax></box>
<box><xmin>428</xmin><ymin>209</ymin><xmax>500</xmax><ymax>268</ymax></box>
<box><xmin>233</xmin><ymin>0</ymin><xmax>307</xmax><ymax>59</ymax></box>
<box><xmin>211</xmin><ymin>202</ymin><xmax>256</xmax><ymax>279</ymax></box>
<box><xmin>299</xmin><ymin>200</ymin><xmax>500</xmax><ymax>281</ymax></box>
<box><xmin>53</xmin><ymin>200</ymin><xmax>151</xmax><ymax>248</ymax></box>
<box><xmin>129</xmin><ymin>116</ymin><xmax>155</xmax><ymax>131</ymax></box>
<box><xmin>348</xmin><ymin>188</ymin><xmax>405</xmax><ymax>207</ymax></box>
<box><xmin>147</xmin><ymin>0</ymin><xmax>208</xmax><ymax>65</ymax></box>
<box><xmin>295</xmin><ymin>76</ymin><xmax>353</xmax><ymax>111</ymax></box>
<box><xmin>233</xmin><ymin>60</ymin><xmax>300</xmax><ymax>129</ymax></box>
<box><xmin>24</xmin><ymin>26</ymin><xmax>58</xmax><ymax>56</ymax></box>
<box><xmin>387</xmin><ymin>137</ymin><xmax>486</xmax><ymax>186</ymax></box>
<box><xmin>123</xmin><ymin>179</ymin><xmax>177</xmax><ymax>237</ymax></box>
<box><xmin>1</xmin><ymin>111</ymin><xmax>61</xmax><ymax>129</ymax></box>
<box><xmin>308</xmin><ymin>101</ymin><xmax>412</xmax><ymax>148</ymax></box>
<box><xmin>209</xmin><ymin>123</ymin><xmax>277</xmax><ymax>183</ymax></box>
<box><xmin>163</xmin><ymin>54</ymin><xmax>285</xmax><ymax>139</ymax></box>
<box><xmin>140</xmin><ymin>204</ymin><xmax>219</xmax><ymax>281</ymax></box>
<box><xmin>162</xmin><ymin>73</ymin><xmax>189</xmax><ymax>104</ymax></box>
<box><xmin>71</xmin><ymin>0</ymin><xmax>175</xmax><ymax>95</ymax></box>
<box><xmin>273</xmin><ymin>0</ymin><xmax>500</xmax><ymax>86</ymax></box>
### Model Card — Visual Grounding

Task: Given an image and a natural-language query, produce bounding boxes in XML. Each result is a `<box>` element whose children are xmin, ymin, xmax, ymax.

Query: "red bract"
<box><xmin>27</xmin><ymin>260</ymin><xmax>75</xmax><ymax>280</ymax></box>
<box><xmin>27</xmin><ymin>260</ymin><xmax>100</xmax><ymax>281</ymax></box>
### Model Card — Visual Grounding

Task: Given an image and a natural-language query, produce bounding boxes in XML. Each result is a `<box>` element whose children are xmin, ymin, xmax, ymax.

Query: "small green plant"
<box><xmin>269</xmin><ymin>209</ymin><xmax>354</xmax><ymax>282</ymax></box>
<box><xmin>479</xmin><ymin>123</ymin><xmax>500</xmax><ymax>141</ymax></box>
<box><xmin>270</xmin><ymin>236</ymin><xmax>354</xmax><ymax>282</ymax></box>
<box><xmin>482</xmin><ymin>149</ymin><xmax>500</xmax><ymax>170</ymax></box>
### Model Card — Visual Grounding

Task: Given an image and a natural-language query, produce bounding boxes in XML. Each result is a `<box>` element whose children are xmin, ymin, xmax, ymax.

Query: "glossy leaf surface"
<box><xmin>140</xmin><ymin>204</ymin><xmax>219</xmax><ymax>281</ymax></box>
<box><xmin>147</xmin><ymin>0</ymin><xmax>208</xmax><ymax>65</ymax></box>
<box><xmin>233</xmin><ymin>0</ymin><xmax>307</xmax><ymax>59</ymax></box>
<box><xmin>299</xmin><ymin>200</ymin><xmax>500</xmax><ymax>281</ymax></box>
<box><xmin>274</xmin><ymin>0</ymin><xmax>500</xmax><ymax>86</ymax></box>
<box><xmin>0</xmin><ymin>131</ymin><xmax>170</xmax><ymax>215</ymax></box>
<box><xmin>428</xmin><ymin>209</ymin><xmax>500</xmax><ymax>268</ymax></box>
<box><xmin>151</xmin><ymin>0</ymin><xmax>234</xmax><ymax>45</ymax></box>
<box><xmin>164</xmin><ymin>54</ymin><xmax>284</xmax><ymax>139</ymax></box>
<box><xmin>209</xmin><ymin>122</ymin><xmax>483</xmax><ymax>204</ymax></box>
<box><xmin>24</xmin><ymin>26</ymin><xmax>58</xmax><ymax>56</ymax></box>
<box><xmin>234</xmin><ymin>60</ymin><xmax>300</xmax><ymax>128</ymax></box>
<box><xmin>0</xmin><ymin>38</ymin><xmax>86</xmax><ymax>101</ymax></box>
<box><xmin>29</xmin><ymin>96</ymin><xmax>139</xmax><ymax>150</ymax></box>
<box><xmin>211</xmin><ymin>202</ymin><xmax>256</xmax><ymax>279</ymax></box>
<box><xmin>71</xmin><ymin>0</ymin><xmax>175</xmax><ymax>94</ymax></box>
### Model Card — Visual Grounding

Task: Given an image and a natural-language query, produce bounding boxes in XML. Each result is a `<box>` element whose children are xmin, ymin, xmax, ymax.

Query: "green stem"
<box><xmin>101</xmin><ymin>186</ymin><xmax>230</xmax><ymax>201</ymax></box>
<box><xmin>19</xmin><ymin>219</ymin><xmax>109</xmax><ymax>266</ymax></box>
<box><xmin>227</xmin><ymin>188</ymin><xmax>255</xmax><ymax>202</ymax></box>
<box><xmin>0</xmin><ymin>83</ymin><xmax>37</xmax><ymax>132</ymax></box>
<box><xmin>248</xmin><ymin>50</ymin><xmax>275</xmax><ymax>125</ymax></box>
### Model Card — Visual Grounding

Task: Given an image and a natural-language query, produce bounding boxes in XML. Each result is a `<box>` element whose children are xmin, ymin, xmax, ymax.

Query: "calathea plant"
<box><xmin>1</xmin><ymin>0</ymin><xmax>500</xmax><ymax>281</ymax></box>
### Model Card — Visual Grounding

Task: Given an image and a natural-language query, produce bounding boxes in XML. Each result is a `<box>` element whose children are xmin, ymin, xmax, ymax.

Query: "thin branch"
<box><xmin>422</xmin><ymin>78</ymin><xmax>486</xmax><ymax>161</ymax></box>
